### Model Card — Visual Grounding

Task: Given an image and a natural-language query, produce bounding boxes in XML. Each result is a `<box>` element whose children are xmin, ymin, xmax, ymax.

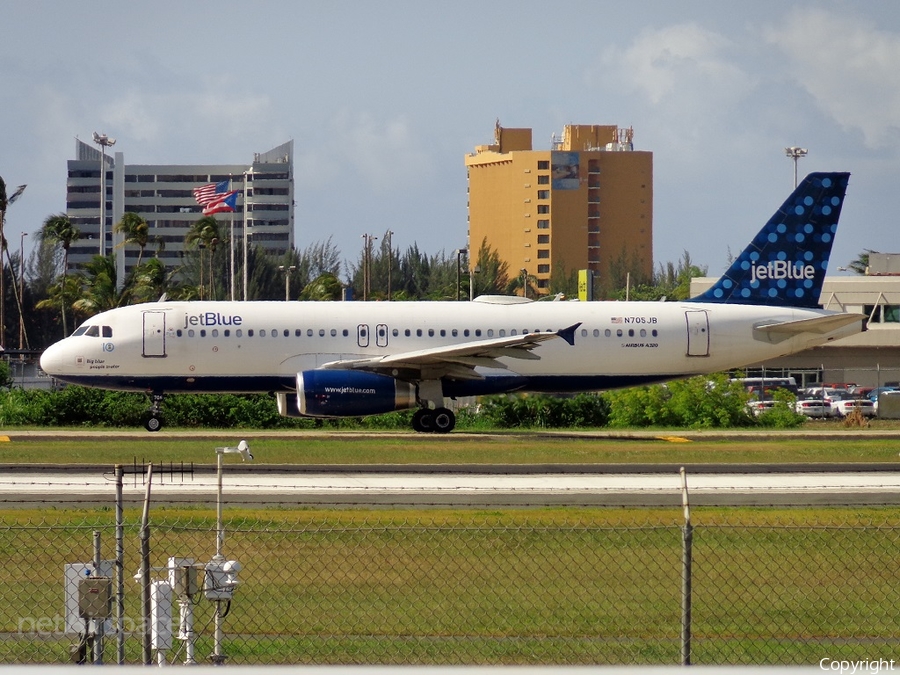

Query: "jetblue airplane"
<box><xmin>41</xmin><ymin>172</ymin><xmax>862</xmax><ymax>433</ymax></box>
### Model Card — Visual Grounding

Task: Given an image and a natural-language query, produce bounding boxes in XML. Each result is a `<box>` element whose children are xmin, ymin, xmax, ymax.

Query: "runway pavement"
<box><xmin>2</xmin><ymin>463</ymin><xmax>900</xmax><ymax>507</ymax></box>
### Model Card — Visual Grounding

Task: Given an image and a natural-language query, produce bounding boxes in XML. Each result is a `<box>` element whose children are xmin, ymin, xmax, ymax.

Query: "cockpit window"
<box><xmin>85</xmin><ymin>326</ymin><xmax>100</xmax><ymax>337</ymax></box>
<box><xmin>102</xmin><ymin>326</ymin><xmax>113</xmax><ymax>338</ymax></box>
<box><xmin>72</xmin><ymin>327</ymin><xmax>88</xmax><ymax>337</ymax></box>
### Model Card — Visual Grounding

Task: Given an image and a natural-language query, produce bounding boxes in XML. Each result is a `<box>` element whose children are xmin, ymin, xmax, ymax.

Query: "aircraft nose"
<box><xmin>40</xmin><ymin>341</ymin><xmax>66</xmax><ymax>375</ymax></box>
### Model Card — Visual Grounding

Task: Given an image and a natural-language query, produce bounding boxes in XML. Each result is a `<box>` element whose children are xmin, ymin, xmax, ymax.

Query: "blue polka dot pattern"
<box><xmin>688</xmin><ymin>172</ymin><xmax>850</xmax><ymax>309</ymax></box>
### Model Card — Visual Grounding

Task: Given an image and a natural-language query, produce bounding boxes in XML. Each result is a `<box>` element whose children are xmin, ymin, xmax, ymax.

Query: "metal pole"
<box><xmin>115</xmin><ymin>464</ymin><xmax>125</xmax><ymax>664</ymax></box>
<box><xmin>243</xmin><ymin>170</ymin><xmax>250</xmax><ymax>301</ymax></box>
<box><xmin>217</xmin><ymin>450</ymin><xmax>224</xmax><ymax>558</ymax></box>
<box><xmin>140</xmin><ymin>463</ymin><xmax>153</xmax><ymax>666</ymax></box>
<box><xmin>680</xmin><ymin>467</ymin><xmax>693</xmax><ymax>666</ymax></box>
<box><xmin>18</xmin><ymin>232</ymin><xmax>26</xmax><ymax>350</ymax></box>
<box><xmin>92</xmin><ymin>530</ymin><xmax>104</xmax><ymax>664</ymax></box>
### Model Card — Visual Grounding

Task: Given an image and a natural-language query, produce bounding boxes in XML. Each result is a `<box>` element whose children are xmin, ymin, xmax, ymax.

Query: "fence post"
<box><xmin>115</xmin><ymin>464</ymin><xmax>124</xmax><ymax>665</ymax></box>
<box><xmin>680</xmin><ymin>467</ymin><xmax>692</xmax><ymax>666</ymax></box>
<box><xmin>140</xmin><ymin>463</ymin><xmax>153</xmax><ymax>666</ymax></box>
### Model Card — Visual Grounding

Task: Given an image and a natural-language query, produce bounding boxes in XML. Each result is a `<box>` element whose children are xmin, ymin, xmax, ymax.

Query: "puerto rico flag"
<box><xmin>192</xmin><ymin>180</ymin><xmax>230</xmax><ymax>206</ymax></box>
<box><xmin>202</xmin><ymin>190</ymin><xmax>239</xmax><ymax>216</ymax></box>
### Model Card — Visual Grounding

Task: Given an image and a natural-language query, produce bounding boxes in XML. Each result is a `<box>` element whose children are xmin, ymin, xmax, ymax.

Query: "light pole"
<box><xmin>279</xmin><ymin>265</ymin><xmax>296</xmax><ymax>301</ymax></box>
<box><xmin>386</xmin><ymin>230</ymin><xmax>393</xmax><ymax>300</ymax></box>
<box><xmin>92</xmin><ymin>132</ymin><xmax>116</xmax><ymax>256</ymax></box>
<box><xmin>454</xmin><ymin>248</ymin><xmax>466</xmax><ymax>301</ymax></box>
<box><xmin>784</xmin><ymin>146</ymin><xmax>808</xmax><ymax>189</ymax></box>
<box><xmin>18</xmin><ymin>232</ymin><xmax>27</xmax><ymax>350</ymax></box>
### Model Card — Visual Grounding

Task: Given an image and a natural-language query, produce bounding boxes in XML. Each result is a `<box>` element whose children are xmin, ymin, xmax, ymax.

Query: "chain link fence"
<box><xmin>2</xmin><ymin>507</ymin><xmax>899</xmax><ymax>665</ymax></box>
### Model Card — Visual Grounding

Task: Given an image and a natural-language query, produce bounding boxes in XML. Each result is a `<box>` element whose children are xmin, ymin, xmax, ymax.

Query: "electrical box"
<box><xmin>78</xmin><ymin>577</ymin><xmax>112</xmax><ymax>619</ymax></box>
<box><xmin>168</xmin><ymin>557</ymin><xmax>198</xmax><ymax>599</ymax></box>
<box><xmin>64</xmin><ymin>561</ymin><xmax>114</xmax><ymax>635</ymax></box>
<box><xmin>204</xmin><ymin>558</ymin><xmax>241</xmax><ymax>600</ymax></box>
<box><xmin>150</xmin><ymin>581</ymin><xmax>173</xmax><ymax>651</ymax></box>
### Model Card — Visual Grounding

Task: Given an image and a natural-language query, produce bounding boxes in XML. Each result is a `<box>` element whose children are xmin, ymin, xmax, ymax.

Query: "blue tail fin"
<box><xmin>688</xmin><ymin>172</ymin><xmax>850</xmax><ymax>308</ymax></box>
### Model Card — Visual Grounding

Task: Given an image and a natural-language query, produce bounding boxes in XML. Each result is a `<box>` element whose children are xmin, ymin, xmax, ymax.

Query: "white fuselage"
<box><xmin>39</xmin><ymin>298</ymin><xmax>860</xmax><ymax>397</ymax></box>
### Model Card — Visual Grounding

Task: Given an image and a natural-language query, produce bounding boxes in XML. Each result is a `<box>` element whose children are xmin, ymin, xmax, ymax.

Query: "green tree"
<box><xmin>848</xmin><ymin>250</ymin><xmax>876</xmax><ymax>275</ymax></box>
<box><xmin>38</xmin><ymin>213</ymin><xmax>81</xmax><ymax>335</ymax></box>
<box><xmin>114</xmin><ymin>212</ymin><xmax>151</xmax><ymax>270</ymax></box>
<box><xmin>472</xmin><ymin>237</ymin><xmax>509</xmax><ymax>297</ymax></box>
<box><xmin>72</xmin><ymin>255</ymin><xmax>128</xmax><ymax>316</ymax></box>
<box><xmin>185</xmin><ymin>216</ymin><xmax>221</xmax><ymax>300</ymax></box>
<box><xmin>300</xmin><ymin>272</ymin><xmax>343</xmax><ymax>300</ymax></box>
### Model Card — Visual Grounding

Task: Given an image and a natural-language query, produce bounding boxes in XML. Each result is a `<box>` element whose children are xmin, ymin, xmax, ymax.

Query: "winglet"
<box><xmin>557</xmin><ymin>322</ymin><xmax>581</xmax><ymax>346</ymax></box>
<box><xmin>688</xmin><ymin>172</ymin><xmax>850</xmax><ymax>308</ymax></box>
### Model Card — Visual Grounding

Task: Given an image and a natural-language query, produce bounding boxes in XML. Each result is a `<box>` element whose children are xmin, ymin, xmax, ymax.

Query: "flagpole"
<box><xmin>243</xmin><ymin>168</ymin><xmax>250</xmax><ymax>301</ymax></box>
<box><xmin>229</xmin><ymin>175</ymin><xmax>235</xmax><ymax>302</ymax></box>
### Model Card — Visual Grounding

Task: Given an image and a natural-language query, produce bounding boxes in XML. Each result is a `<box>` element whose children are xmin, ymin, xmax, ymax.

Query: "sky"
<box><xmin>2</xmin><ymin>0</ymin><xmax>900</xmax><ymax>279</ymax></box>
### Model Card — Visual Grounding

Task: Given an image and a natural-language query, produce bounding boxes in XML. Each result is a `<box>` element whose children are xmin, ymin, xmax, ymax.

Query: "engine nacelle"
<box><xmin>288</xmin><ymin>370</ymin><xmax>417</xmax><ymax>418</ymax></box>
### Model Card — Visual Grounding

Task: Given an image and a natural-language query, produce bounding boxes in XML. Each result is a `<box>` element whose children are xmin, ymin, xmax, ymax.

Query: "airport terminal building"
<box><xmin>65</xmin><ymin>139</ymin><xmax>294</xmax><ymax>280</ymax></box>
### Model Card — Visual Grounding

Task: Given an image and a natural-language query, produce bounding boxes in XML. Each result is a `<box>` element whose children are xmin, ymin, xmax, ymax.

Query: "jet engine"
<box><xmin>278</xmin><ymin>370</ymin><xmax>417</xmax><ymax>418</ymax></box>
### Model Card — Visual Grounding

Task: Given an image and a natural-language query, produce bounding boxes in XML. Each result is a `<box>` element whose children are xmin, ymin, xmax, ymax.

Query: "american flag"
<box><xmin>192</xmin><ymin>180</ymin><xmax>230</xmax><ymax>206</ymax></box>
<box><xmin>610</xmin><ymin>317</ymin><xmax>622</xmax><ymax>324</ymax></box>
<box><xmin>202</xmin><ymin>191</ymin><xmax>239</xmax><ymax>216</ymax></box>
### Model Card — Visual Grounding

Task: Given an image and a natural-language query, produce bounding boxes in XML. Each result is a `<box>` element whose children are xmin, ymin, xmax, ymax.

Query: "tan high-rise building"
<box><xmin>465</xmin><ymin>122</ymin><xmax>652</xmax><ymax>296</ymax></box>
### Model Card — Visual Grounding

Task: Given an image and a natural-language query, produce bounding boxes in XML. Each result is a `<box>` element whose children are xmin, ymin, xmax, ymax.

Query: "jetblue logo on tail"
<box><xmin>688</xmin><ymin>172</ymin><xmax>850</xmax><ymax>309</ymax></box>
<box><xmin>749</xmin><ymin>261</ymin><xmax>815</xmax><ymax>284</ymax></box>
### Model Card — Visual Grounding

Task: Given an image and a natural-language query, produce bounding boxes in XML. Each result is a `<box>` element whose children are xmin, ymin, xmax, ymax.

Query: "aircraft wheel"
<box><xmin>432</xmin><ymin>407</ymin><xmax>456</xmax><ymax>433</ymax></box>
<box><xmin>144</xmin><ymin>414</ymin><xmax>164</xmax><ymax>432</ymax></box>
<box><xmin>412</xmin><ymin>408</ymin><xmax>434</xmax><ymax>433</ymax></box>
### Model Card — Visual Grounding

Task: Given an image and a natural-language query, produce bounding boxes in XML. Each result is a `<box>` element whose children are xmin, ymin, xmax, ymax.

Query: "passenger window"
<box><xmin>628</xmin><ymin>329</ymin><xmax>634</xmax><ymax>337</ymax></box>
<box><xmin>393</xmin><ymin>329</ymin><xmax>399</xmax><ymax>337</ymax></box>
<box><xmin>652</xmin><ymin>329</ymin><xmax>658</xmax><ymax>337</ymax></box>
<box><xmin>177</xmin><ymin>329</ymin><xmax>183</xmax><ymax>337</ymax></box>
<box><xmin>200</xmin><ymin>330</ymin><xmax>206</xmax><ymax>337</ymax></box>
<box><xmin>284</xmin><ymin>329</ymin><xmax>290</xmax><ymax>337</ymax></box>
<box><xmin>581</xmin><ymin>329</ymin><xmax>588</xmax><ymax>337</ymax></box>
<box><xmin>487</xmin><ymin>329</ymin><xmax>494</xmax><ymax>337</ymax></box>
<box><xmin>499</xmin><ymin>329</ymin><xmax>506</xmax><ymax>337</ymax></box>
<box><xmin>330</xmin><ymin>329</ymin><xmax>337</xmax><ymax>337</ymax></box>
<box><xmin>405</xmin><ymin>329</ymin><xmax>411</xmax><ymax>337</ymax></box>
<box><xmin>604</xmin><ymin>329</ymin><xmax>611</xmax><ymax>337</ymax></box>
<box><xmin>260</xmin><ymin>330</ymin><xmax>266</xmax><ymax>337</ymax></box>
<box><xmin>319</xmin><ymin>329</ymin><xmax>325</xmax><ymax>337</ymax></box>
<box><xmin>188</xmin><ymin>329</ymin><xmax>196</xmax><ymax>338</ymax></box>
<box><xmin>475</xmin><ymin>329</ymin><xmax>482</xmax><ymax>337</ymax></box>
<box><xmin>428</xmin><ymin>329</ymin><xmax>434</xmax><ymax>337</ymax></box>
<box><xmin>248</xmin><ymin>330</ymin><xmax>254</xmax><ymax>337</ymax></box>
<box><xmin>236</xmin><ymin>329</ymin><xmax>243</xmax><ymax>338</ymax></box>
<box><xmin>640</xmin><ymin>329</ymin><xmax>647</xmax><ymax>337</ymax></box>
<box><xmin>593</xmin><ymin>329</ymin><xmax>599</xmax><ymax>337</ymax></box>
<box><xmin>464</xmin><ymin>329</ymin><xmax>470</xmax><ymax>337</ymax></box>
<box><xmin>271</xmin><ymin>329</ymin><xmax>277</xmax><ymax>337</ymax></box>
<box><xmin>212</xmin><ymin>329</ymin><xmax>219</xmax><ymax>337</ymax></box>
<box><xmin>616</xmin><ymin>329</ymin><xmax>623</xmax><ymax>337</ymax></box>
<box><xmin>452</xmin><ymin>329</ymin><xmax>458</xmax><ymax>337</ymax></box>
<box><xmin>295</xmin><ymin>329</ymin><xmax>302</xmax><ymax>337</ymax></box>
<box><xmin>307</xmin><ymin>329</ymin><xmax>313</xmax><ymax>337</ymax></box>
<box><xmin>440</xmin><ymin>329</ymin><xmax>446</xmax><ymax>337</ymax></box>
<box><xmin>342</xmin><ymin>329</ymin><xmax>349</xmax><ymax>337</ymax></box>
<box><xmin>417</xmin><ymin>329</ymin><xmax>423</xmax><ymax>337</ymax></box>
<box><xmin>511</xmin><ymin>329</ymin><xmax>517</xmax><ymax>336</ymax></box>
<box><xmin>224</xmin><ymin>330</ymin><xmax>230</xmax><ymax>337</ymax></box>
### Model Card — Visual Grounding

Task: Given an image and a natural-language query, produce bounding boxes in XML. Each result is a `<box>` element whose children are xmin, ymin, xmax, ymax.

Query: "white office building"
<box><xmin>66</xmin><ymin>139</ymin><xmax>294</xmax><ymax>281</ymax></box>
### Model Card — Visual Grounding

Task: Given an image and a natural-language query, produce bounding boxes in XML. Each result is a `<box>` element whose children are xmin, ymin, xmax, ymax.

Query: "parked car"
<box><xmin>794</xmin><ymin>398</ymin><xmax>832</xmax><ymax>418</ymax></box>
<box><xmin>747</xmin><ymin>400</ymin><xmax>778</xmax><ymax>416</ymax></box>
<box><xmin>830</xmin><ymin>395</ymin><xmax>876</xmax><ymax>418</ymax></box>
<box><xmin>867</xmin><ymin>387</ymin><xmax>898</xmax><ymax>402</ymax></box>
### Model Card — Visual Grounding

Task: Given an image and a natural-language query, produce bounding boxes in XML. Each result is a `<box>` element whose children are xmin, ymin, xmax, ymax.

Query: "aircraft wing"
<box><xmin>319</xmin><ymin>323</ymin><xmax>581</xmax><ymax>381</ymax></box>
<box><xmin>754</xmin><ymin>313</ymin><xmax>865</xmax><ymax>336</ymax></box>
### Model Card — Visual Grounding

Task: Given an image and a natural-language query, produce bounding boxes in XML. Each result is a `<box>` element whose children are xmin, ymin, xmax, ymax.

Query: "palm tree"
<box><xmin>39</xmin><ymin>213</ymin><xmax>81</xmax><ymax>335</ymax></box>
<box><xmin>114</xmin><ymin>212</ymin><xmax>150</xmax><ymax>269</ymax></box>
<box><xmin>72</xmin><ymin>255</ymin><xmax>127</xmax><ymax>316</ymax></box>
<box><xmin>185</xmin><ymin>217</ymin><xmax>220</xmax><ymax>300</ymax></box>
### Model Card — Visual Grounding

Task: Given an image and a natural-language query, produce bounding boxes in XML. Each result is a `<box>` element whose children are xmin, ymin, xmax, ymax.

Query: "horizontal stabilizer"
<box><xmin>755</xmin><ymin>312</ymin><xmax>865</xmax><ymax>336</ymax></box>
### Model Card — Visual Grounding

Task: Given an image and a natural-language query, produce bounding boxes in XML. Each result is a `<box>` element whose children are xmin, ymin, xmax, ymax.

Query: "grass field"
<box><xmin>2</xmin><ymin>428</ymin><xmax>900</xmax><ymax>464</ymax></box>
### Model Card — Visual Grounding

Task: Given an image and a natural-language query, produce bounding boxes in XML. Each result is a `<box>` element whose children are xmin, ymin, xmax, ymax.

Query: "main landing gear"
<box><xmin>143</xmin><ymin>392</ymin><xmax>165</xmax><ymax>432</ymax></box>
<box><xmin>411</xmin><ymin>407</ymin><xmax>456</xmax><ymax>434</ymax></box>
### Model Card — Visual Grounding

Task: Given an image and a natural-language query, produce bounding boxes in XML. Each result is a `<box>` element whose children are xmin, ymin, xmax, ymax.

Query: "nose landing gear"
<box><xmin>144</xmin><ymin>392</ymin><xmax>165</xmax><ymax>432</ymax></box>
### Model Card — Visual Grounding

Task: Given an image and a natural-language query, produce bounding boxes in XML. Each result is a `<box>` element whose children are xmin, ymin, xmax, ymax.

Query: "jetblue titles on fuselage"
<box><xmin>182</xmin><ymin>312</ymin><xmax>243</xmax><ymax>329</ymax></box>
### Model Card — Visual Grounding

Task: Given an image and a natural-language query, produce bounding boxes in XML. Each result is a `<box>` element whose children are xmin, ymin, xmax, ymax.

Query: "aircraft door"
<box><xmin>685</xmin><ymin>310</ymin><xmax>710</xmax><ymax>357</ymax></box>
<box><xmin>142</xmin><ymin>311</ymin><xmax>167</xmax><ymax>358</ymax></box>
<box><xmin>376</xmin><ymin>324</ymin><xmax>388</xmax><ymax>348</ymax></box>
<box><xmin>357</xmin><ymin>324</ymin><xmax>370</xmax><ymax>348</ymax></box>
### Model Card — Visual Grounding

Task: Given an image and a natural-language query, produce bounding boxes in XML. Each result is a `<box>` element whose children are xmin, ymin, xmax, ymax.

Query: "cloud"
<box><xmin>601</xmin><ymin>22</ymin><xmax>755</xmax><ymax>108</ymax></box>
<box><xmin>764</xmin><ymin>7</ymin><xmax>900</xmax><ymax>148</ymax></box>
<box><xmin>327</xmin><ymin>110</ymin><xmax>433</xmax><ymax>193</ymax></box>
